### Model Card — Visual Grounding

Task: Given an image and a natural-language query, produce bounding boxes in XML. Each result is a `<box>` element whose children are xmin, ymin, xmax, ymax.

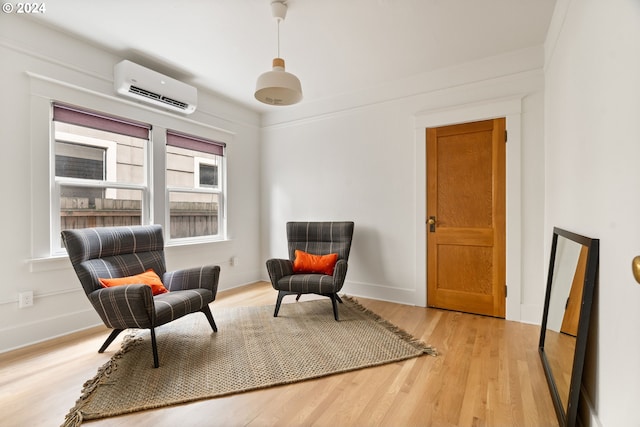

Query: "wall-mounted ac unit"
<box><xmin>114</xmin><ymin>60</ymin><xmax>197</xmax><ymax>114</ymax></box>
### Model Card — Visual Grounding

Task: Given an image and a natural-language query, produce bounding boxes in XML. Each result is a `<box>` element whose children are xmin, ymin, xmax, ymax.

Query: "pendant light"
<box><xmin>255</xmin><ymin>0</ymin><xmax>303</xmax><ymax>106</ymax></box>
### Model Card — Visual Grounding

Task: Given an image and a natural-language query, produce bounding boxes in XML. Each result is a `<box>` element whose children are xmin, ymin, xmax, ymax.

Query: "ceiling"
<box><xmin>29</xmin><ymin>0</ymin><xmax>557</xmax><ymax>113</ymax></box>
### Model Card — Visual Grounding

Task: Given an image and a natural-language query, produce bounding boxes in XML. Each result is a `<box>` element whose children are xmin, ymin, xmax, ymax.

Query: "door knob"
<box><xmin>633</xmin><ymin>256</ymin><xmax>640</xmax><ymax>284</ymax></box>
<box><xmin>428</xmin><ymin>216</ymin><xmax>436</xmax><ymax>232</ymax></box>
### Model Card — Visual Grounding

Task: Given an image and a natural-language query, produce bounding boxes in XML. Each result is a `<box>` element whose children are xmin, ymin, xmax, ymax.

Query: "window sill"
<box><xmin>28</xmin><ymin>239</ymin><xmax>231</xmax><ymax>273</ymax></box>
<box><xmin>28</xmin><ymin>255</ymin><xmax>72</xmax><ymax>273</ymax></box>
<box><xmin>164</xmin><ymin>237</ymin><xmax>232</xmax><ymax>248</ymax></box>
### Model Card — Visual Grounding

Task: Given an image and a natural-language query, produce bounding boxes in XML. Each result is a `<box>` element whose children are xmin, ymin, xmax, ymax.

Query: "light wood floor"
<box><xmin>0</xmin><ymin>281</ymin><xmax>558</xmax><ymax>427</ymax></box>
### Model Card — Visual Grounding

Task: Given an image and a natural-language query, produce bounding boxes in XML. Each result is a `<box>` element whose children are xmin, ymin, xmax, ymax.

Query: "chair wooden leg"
<box><xmin>98</xmin><ymin>329</ymin><xmax>125</xmax><ymax>353</ymax></box>
<box><xmin>201</xmin><ymin>305</ymin><xmax>218</xmax><ymax>332</ymax></box>
<box><xmin>150</xmin><ymin>327</ymin><xmax>159</xmax><ymax>368</ymax></box>
<box><xmin>330</xmin><ymin>293</ymin><xmax>340</xmax><ymax>321</ymax></box>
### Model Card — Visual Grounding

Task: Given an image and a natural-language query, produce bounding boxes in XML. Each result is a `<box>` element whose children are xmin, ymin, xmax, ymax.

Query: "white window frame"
<box><xmin>27</xmin><ymin>72</ymin><xmax>232</xmax><ymax>268</ymax></box>
<box><xmin>55</xmin><ymin>131</ymin><xmax>118</xmax><ymax>196</ymax></box>
<box><xmin>194</xmin><ymin>156</ymin><xmax>221</xmax><ymax>190</ymax></box>
<box><xmin>167</xmin><ymin>154</ymin><xmax>226</xmax><ymax>244</ymax></box>
<box><xmin>51</xmin><ymin>128</ymin><xmax>149</xmax><ymax>256</ymax></box>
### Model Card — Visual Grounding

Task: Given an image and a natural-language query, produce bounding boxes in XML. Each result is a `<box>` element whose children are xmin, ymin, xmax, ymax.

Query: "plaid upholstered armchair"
<box><xmin>61</xmin><ymin>225</ymin><xmax>220</xmax><ymax>368</ymax></box>
<box><xmin>266</xmin><ymin>221</ymin><xmax>354</xmax><ymax>321</ymax></box>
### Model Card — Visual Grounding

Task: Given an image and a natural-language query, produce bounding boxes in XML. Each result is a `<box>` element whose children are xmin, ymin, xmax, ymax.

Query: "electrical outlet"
<box><xmin>18</xmin><ymin>291</ymin><xmax>33</xmax><ymax>308</ymax></box>
<box><xmin>230</xmin><ymin>256</ymin><xmax>239</xmax><ymax>267</ymax></box>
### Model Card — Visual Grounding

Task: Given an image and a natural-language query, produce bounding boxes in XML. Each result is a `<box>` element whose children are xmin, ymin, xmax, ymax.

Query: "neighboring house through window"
<box><xmin>51</xmin><ymin>103</ymin><xmax>226</xmax><ymax>253</ymax></box>
<box><xmin>196</xmin><ymin>159</ymin><xmax>219</xmax><ymax>189</ymax></box>
<box><xmin>166</xmin><ymin>130</ymin><xmax>225</xmax><ymax>240</ymax></box>
<box><xmin>53</xmin><ymin>104</ymin><xmax>148</xmax><ymax>251</ymax></box>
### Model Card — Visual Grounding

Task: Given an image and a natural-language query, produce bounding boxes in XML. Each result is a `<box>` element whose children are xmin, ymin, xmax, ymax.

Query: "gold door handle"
<box><xmin>427</xmin><ymin>216</ymin><xmax>436</xmax><ymax>232</ymax></box>
<box><xmin>633</xmin><ymin>256</ymin><xmax>640</xmax><ymax>283</ymax></box>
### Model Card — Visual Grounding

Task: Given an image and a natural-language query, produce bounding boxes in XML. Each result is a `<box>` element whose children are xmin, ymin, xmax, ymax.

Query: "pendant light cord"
<box><xmin>277</xmin><ymin>19</ymin><xmax>281</xmax><ymax>58</ymax></box>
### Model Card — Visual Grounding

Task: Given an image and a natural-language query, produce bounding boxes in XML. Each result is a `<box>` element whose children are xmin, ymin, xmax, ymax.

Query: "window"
<box><xmin>166</xmin><ymin>130</ymin><xmax>225</xmax><ymax>240</ymax></box>
<box><xmin>49</xmin><ymin>102</ymin><xmax>228</xmax><ymax>255</ymax></box>
<box><xmin>196</xmin><ymin>159</ymin><xmax>219</xmax><ymax>189</ymax></box>
<box><xmin>52</xmin><ymin>103</ymin><xmax>150</xmax><ymax>250</ymax></box>
<box><xmin>56</xmin><ymin>142</ymin><xmax>106</xmax><ymax>203</ymax></box>
<box><xmin>56</xmin><ymin>142</ymin><xmax>105</xmax><ymax>181</ymax></box>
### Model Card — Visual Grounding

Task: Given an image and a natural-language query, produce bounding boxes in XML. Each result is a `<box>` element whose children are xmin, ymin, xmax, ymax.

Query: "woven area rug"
<box><xmin>63</xmin><ymin>296</ymin><xmax>437</xmax><ymax>426</ymax></box>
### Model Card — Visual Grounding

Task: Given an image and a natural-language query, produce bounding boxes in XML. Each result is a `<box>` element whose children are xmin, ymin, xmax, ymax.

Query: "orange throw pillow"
<box><xmin>99</xmin><ymin>269</ymin><xmax>168</xmax><ymax>296</ymax></box>
<box><xmin>293</xmin><ymin>250</ymin><xmax>339</xmax><ymax>276</ymax></box>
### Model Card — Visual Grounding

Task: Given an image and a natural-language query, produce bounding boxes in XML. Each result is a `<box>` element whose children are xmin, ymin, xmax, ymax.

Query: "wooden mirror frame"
<box><xmin>539</xmin><ymin>227</ymin><xmax>599</xmax><ymax>427</ymax></box>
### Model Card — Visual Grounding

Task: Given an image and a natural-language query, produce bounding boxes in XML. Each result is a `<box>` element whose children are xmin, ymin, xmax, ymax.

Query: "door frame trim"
<box><xmin>414</xmin><ymin>96</ymin><xmax>523</xmax><ymax>321</ymax></box>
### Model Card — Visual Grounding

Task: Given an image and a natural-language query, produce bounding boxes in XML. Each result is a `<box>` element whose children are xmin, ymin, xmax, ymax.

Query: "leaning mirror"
<box><xmin>539</xmin><ymin>227</ymin><xmax>599</xmax><ymax>427</ymax></box>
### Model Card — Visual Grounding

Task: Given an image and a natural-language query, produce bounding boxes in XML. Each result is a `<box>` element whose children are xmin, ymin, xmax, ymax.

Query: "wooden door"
<box><xmin>426</xmin><ymin>118</ymin><xmax>506</xmax><ymax>317</ymax></box>
<box><xmin>560</xmin><ymin>245</ymin><xmax>588</xmax><ymax>337</ymax></box>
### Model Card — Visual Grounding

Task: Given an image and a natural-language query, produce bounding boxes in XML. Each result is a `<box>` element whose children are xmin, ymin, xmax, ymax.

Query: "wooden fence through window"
<box><xmin>60</xmin><ymin>197</ymin><xmax>218</xmax><ymax>238</ymax></box>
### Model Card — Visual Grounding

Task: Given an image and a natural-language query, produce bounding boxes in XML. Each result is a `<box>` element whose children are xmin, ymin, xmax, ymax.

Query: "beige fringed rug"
<box><xmin>63</xmin><ymin>296</ymin><xmax>437</xmax><ymax>426</ymax></box>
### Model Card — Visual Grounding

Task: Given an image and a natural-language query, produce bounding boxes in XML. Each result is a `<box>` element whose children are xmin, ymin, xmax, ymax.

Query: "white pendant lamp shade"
<box><xmin>255</xmin><ymin>57</ymin><xmax>302</xmax><ymax>105</ymax></box>
<box><xmin>255</xmin><ymin>0</ymin><xmax>302</xmax><ymax>106</ymax></box>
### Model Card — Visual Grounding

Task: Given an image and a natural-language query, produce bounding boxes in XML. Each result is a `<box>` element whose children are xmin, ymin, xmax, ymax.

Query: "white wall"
<box><xmin>544</xmin><ymin>0</ymin><xmax>640</xmax><ymax>425</ymax></box>
<box><xmin>0</xmin><ymin>4</ymin><xmax>549</xmax><ymax>365</ymax></box>
<box><xmin>0</xmin><ymin>17</ymin><xmax>263</xmax><ymax>352</ymax></box>
<box><xmin>4</xmin><ymin>2</ymin><xmax>637</xmax><ymax>424</ymax></box>
<box><xmin>260</xmin><ymin>47</ymin><xmax>547</xmax><ymax>322</ymax></box>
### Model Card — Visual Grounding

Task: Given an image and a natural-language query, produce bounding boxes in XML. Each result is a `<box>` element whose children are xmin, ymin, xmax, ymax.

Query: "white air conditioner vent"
<box><xmin>114</xmin><ymin>60</ymin><xmax>197</xmax><ymax>114</ymax></box>
<box><xmin>128</xmin><ymin>86</ymin><xmax>190</xmax><ymax>110</ymax></box>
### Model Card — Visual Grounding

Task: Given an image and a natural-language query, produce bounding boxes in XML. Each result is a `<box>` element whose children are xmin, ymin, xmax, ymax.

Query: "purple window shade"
<box><xmin>53</xmin><ymin>103</ymin><xmax>150</xmax><ymax>140</ymax></box>
<box><xmin>166</xmin><ymin>130</ymin><xmax>225</xmax><ymax>156</ymax></box>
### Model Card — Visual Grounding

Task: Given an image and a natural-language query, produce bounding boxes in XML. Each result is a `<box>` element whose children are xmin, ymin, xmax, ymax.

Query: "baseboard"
<box><xmin>1</xmin><ymin>274</ymin><xmax>265</xmax><ymax>354</ymax></box>
<box><xmin>0</xmin><ymin>308</ymin><xmax>101</xmax><ymax>353</ymax></box>
<box><xmin>257</xmin><ymin>277</ymin><xmax>546</xmax><ymax>325</ymax></box>
<box><xmin>257</xmin><ymin>275</ymin><xmax>420</xmax><ymax>306</ymax></box>
<box><xmin>218</xmin><ymin>268</ymin><xmax>264</xmax><ymax>292</ymax></box>
<box><xmin>578</xmin><ymin>385</ymin><xmax>602</xmax><ymax>427</ymax></box>
<box><xmin>520</xmin><ymin>303</ymin><xmax>543</xmax><ymax>325</ymax></box>
<box><xmin>341</xmin><ymin>280</ymin><xmax>418</xmax><ymax>306</ymax></box>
